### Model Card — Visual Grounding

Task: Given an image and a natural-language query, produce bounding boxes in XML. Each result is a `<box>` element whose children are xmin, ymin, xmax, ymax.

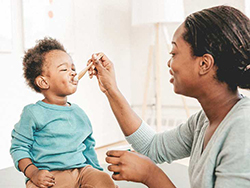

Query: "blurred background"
<box><xmin>0</xmin><ymin>0</ymin><xmax>249</xmax><ymax>170</ymax></box>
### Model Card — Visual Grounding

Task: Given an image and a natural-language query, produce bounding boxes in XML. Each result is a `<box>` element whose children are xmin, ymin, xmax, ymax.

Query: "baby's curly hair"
<box><xmin>23</xmin><ymin>37</ymin><xmax>66</xmax><ymax>93</ymax></box>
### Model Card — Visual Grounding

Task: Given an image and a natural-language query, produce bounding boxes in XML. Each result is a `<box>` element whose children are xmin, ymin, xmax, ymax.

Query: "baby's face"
<box><xmin>43</xmin><ymin>50</ymin><xmax>78</xmax><ymax>96</ymax></box>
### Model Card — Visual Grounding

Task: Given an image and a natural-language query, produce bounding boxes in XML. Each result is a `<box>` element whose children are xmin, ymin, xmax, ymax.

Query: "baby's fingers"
<box><xmin>44</xmin><ymin>176</ymin><xmax>55</xmax><ymax>182</ymax></box>
<box><xmin>41</xmin><ymin>177</ymin><xmax>56</xmax><ymax>187</ymax></box>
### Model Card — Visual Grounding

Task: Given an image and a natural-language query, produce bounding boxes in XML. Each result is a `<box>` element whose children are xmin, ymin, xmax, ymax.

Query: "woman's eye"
<box><xmin>169</xmin><ymin>52</ymin><xmax>175</xmax><ymax>57</ymax></box>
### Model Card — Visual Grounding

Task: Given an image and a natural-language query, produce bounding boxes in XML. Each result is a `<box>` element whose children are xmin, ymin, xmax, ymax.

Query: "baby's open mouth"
<box><xmin>70</xmin><ymin>80</ymin><xmax>78</xmax><ymax>85</ymax></box>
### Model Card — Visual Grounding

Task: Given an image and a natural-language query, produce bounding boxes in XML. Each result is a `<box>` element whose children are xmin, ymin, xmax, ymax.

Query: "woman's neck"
<box><xmin>198</xmin><ymin>87</ymin><xmax>241</xmax><ymax>126</ymax></box>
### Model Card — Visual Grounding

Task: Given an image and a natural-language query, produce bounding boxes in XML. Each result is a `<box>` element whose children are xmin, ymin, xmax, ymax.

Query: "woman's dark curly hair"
<box><xmin>23</xmin><ymin>37</ymin><xmax>66</xmax><ymax>93</ymax></box>
<box><xmin>183</xmin><ymin>5</ymin><xmax>250</xmax><ymax>91</ymax></box>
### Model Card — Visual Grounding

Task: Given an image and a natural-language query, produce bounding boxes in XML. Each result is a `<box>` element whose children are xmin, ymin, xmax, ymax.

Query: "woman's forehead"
<box><xmin>172</xmin><ymin>23</ymin><xmax>185</xmax><ymax>45</ymax></box>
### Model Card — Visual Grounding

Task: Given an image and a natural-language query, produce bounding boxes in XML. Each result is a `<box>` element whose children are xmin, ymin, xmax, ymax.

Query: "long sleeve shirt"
<box><xmin>10</xmin><ymin>101</ymin><xmax>102</xmax><ymax>171</ymax></box>
<box><xmin>126</xmin><ymin>96</ymin><xmax>250</xmax><ymax>188</ymax></box>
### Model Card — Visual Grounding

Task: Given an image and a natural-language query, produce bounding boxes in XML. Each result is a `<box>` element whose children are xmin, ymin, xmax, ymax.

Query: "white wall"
<box><xmin>71</xmin><ymin>0</ymin><xmax>132</xmax><ymax>147</ymax></box>
<box><xmin>0</xmin><ymin>0</ymin><xmax>42</xmax><ymax>169</ymax></box>
<box><xmin>0</xmin><ymin>0</ymin><xmax>131</xmax><ymax>169</ymax></box>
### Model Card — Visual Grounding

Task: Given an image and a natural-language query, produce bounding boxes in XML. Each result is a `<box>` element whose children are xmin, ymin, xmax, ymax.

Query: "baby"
<box><xmin>10</xmin><ymin>37</ymin><xmax>116</xmax><ymax>188</ymax></box>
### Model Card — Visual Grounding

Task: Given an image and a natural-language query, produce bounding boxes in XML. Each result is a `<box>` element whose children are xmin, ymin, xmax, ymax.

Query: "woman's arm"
<box><xmin>89</xmin><ymin>53</ymin><xmax>141</xmax><ymax>136</ymax></box>
<box><xmin>105</xmin><ymin>88</ymin><xmax>142</xmax><ymax>136</ymax></box>
<box><xmin>91</xmin><ymin>53</ymin><xmax>176</xmax><ymax>187</ymax></box>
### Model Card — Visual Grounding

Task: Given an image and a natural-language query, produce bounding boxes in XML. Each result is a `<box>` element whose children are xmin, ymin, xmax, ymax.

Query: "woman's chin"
<box><xmin>173</xmin><ymin>86</ymin><xmax>181</xmax><ymax>95</ymax></box>
<box><xmin>173</xmin><ymin>88</ymin><xmax>179</xmax><ymax>94</ymax></box>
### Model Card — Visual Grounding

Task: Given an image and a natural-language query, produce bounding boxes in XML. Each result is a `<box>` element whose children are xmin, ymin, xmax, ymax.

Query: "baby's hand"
<box><xmin>30</xmin><ymin>169</ymin><xmax>56</xmax><ymax>188</ymax></box>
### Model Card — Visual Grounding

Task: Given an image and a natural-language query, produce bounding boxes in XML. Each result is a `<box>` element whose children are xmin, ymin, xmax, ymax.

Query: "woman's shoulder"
<box><xmin>237</xmin><ymin>96</ymin><xmax>250</xmax><ymax>110</ymax></box>
<box><xmin>217</xmin><ymin>97</ymin><xmax>250</xmax><ymax>159</ymax></box>
<box><xmin>229</xmin><ymin>96</ymin><xmax>250</xmax><ymax>122</ymax></box>
<box><xmin>221</xmin><ymin>96</ymin><xmax>250</xmax><ymax>138</ymax></box>
<box><xmin>186</xmin><ymin>109</ymin><xmax>208</xmax><ymax>132</ymax></box>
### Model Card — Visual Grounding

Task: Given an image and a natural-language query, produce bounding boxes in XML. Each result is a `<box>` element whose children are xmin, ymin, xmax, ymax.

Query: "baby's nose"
<box><xmin>71</xmin><ymin>71</ymin><xmax>76</xmax><ymax>76</ymax></box>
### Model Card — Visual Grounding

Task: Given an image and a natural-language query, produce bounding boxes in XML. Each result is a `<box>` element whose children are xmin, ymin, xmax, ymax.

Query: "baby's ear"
<box><xmin>35</xmin><ymin>76</ymin><xmax>49</xmax><ymax>90</ymax></box>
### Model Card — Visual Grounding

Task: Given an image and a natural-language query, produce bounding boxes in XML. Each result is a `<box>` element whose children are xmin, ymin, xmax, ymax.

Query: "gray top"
<box><xmin>126</xmin><ymin>97</ymin><xmax>250</xmax><ymax>188</ymax></box>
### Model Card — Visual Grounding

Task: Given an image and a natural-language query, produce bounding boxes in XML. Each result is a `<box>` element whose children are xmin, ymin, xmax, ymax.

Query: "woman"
<box><xmin>89</xmin><ymin>5</ymin><xmax>250</xmax><ymax>188</ymax></box>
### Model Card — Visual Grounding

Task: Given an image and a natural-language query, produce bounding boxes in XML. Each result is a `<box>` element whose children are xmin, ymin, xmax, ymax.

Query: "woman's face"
<box><xmin>167</xmin><ymin>23</ymin><xmax>202</xmax><ymax>97</ymax></box>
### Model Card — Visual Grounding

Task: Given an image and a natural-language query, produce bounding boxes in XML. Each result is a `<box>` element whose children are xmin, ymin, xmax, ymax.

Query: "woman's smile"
<box><xmin>169</xmin><ymin>70</ymin><xmax>174</xmax><ymax>83</ymax></box>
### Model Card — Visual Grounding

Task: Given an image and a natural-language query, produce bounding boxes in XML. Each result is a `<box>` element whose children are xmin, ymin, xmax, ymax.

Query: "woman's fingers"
<box><xmin>87</xmin><ymin>59</ymin><xmax>95</xmax><ymax>79</ymax></box>
<box><xmin>112</xmin><ymin>173</ymin><xmax>124</xmax><ymax>181</ymax></box>
<box><xmin>108</xmin><ymin>164</ymin><xmax>121</xmax><ymax>173</ymax></box>
<box><xmin>106</xmin><ymin>150</ymin><xmax>158</xmax><ymax>183</ymax></box>
<box><xmin>91</xmin><ymin>64</ymin><xmax>96</xmax><ymax>71</ymax></box>
<box><xmin>91</xmin><ymin>52</ymin><xmax>104</xmax><ymax>60</ymax></box>
<box><xmin>106</xmin><ymin>156</ymin><xmax>121</xmax><ymax>165</ymax></box>
<box><xmin>106</xmin><ymin>150</ymin><xmax>127</xmax><ymax>157</ymax></box>
<box><xmin>87</xmin><ymin>52</ymin><xmax>117</xmax><ymax>93</ymax></box>
<box><xmin>108</xmin><ymin>164</ymin><xmax>131</xmax><ymax>181</ymax></box>
<box><xmin>87</xmin><ymin>55</ymin><xmax>103</xmax><ymax>78</ymax></box>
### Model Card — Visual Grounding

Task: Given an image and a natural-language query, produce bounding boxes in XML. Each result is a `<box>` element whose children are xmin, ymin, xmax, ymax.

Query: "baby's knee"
<box><xmin>97</xmin><ymin>171</ymin><xmax>116</xmax><ymax>188</ymax></box>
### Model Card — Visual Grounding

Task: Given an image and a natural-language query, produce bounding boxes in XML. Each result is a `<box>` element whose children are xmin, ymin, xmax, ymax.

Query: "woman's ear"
<box><xmin>35</xmin><ymin>76</ymin><xmax>49</xmax><ymax>90</ymax></box>
<box><xmin>199</xmin><ymin>54</ymin><xmax>214</xmax><ymax>75</ymax></box>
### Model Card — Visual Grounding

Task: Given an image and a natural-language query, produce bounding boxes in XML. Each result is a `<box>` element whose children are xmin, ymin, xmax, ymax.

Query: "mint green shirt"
<box><xmin>10</xmin><ymin>101</ymin><xmax>102</xmax><ymax>171</ymax></box>
<box><xmin>126</xmin><ymin>97</ymin><xmax>250</xmax><ymax>188</ymax></box>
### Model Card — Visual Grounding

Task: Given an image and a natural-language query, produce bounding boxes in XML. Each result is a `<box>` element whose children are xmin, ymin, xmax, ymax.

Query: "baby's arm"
<box><xmin>10</xmin><ymin>106</ymin><xmax>55</xmax><ymax>187</ymax></box>
<box><xmin>80</xmin><ymin>111</ymin><xmax>103</xmax><ymax>170</ymax></box>
<box><xmin>19</xmin><ymin>158</ymin><xmax>56</xmax><ymax>187</ymax></box>
<box><xmin>83</xmin><ymin>132</ymin><xmax>103</xmax><ymax>170</ymax></box>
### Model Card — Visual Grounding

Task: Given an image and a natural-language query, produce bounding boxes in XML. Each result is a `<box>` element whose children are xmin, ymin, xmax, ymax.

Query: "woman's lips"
<box><xmin>169</xmin><ymin>70</ymin><xmax>174</xmax><ymax>83</ymax></box>
<box><xmin>169</xmin><ymin>69</ymin><xmax>173</xmax><ymax>76</ymax></box>
<box><xmin>170</xmin><ymin>77</ymin><xmax>174</xmax><ymax>83</ymax></box>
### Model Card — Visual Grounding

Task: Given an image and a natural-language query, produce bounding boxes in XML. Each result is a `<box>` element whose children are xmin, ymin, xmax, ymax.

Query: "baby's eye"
<box><xmin>61</xmin><ymin>69</ymin><xmax>67</xmax><ymax>71</ymax></box>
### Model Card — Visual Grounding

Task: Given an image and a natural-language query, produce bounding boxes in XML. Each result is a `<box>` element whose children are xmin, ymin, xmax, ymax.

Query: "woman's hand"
<box><xmin>88</xmin><ymin>53</ymin><xmax>118</xmax><ymax>94</ymax></box>
<box><xmin>106</xmin><ymin>150</ymin><xmax>158</xmax><ymax>185</ymax></box>
<box><xmin>106</xmin><ymin>150</ymin><xmax>176</xmax><ymax>188</ymax></box>
<box><xmin>30</xmin><ymin>169</ymin><xmax>56</xmax><ymax>188</ymax></box>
